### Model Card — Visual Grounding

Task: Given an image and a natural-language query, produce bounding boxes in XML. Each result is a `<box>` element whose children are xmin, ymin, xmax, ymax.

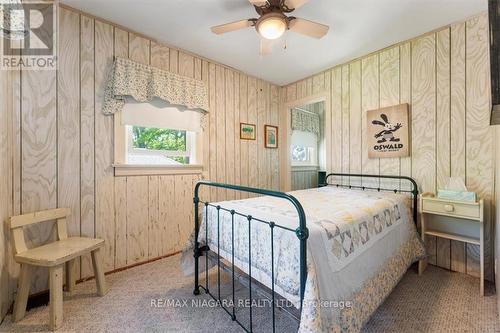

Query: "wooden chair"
<box><xmin>7</xmin><ymin>208</ymin><xmax>108</xmax><ymax>330</ymax></box>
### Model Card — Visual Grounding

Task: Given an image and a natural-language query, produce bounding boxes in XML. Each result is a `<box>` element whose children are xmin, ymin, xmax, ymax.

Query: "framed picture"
<box><xmin>264</xmin><ymin>125</ymin><xmax>278</xmax><ymax>148</ymax></box>
<box><xmin>367</xmin><ymin>103</ymin><xmax>410</xmax><ymax>158</ymax></box>
<box><xmin>240</xmin><ymin>123</ymin><xmax>256</xmax><ymax>140</ymax></box>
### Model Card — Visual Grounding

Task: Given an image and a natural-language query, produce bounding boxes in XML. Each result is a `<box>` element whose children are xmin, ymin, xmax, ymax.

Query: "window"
<box><xmin>114</xmin><ymin>98</ymin><xmax>204</xmax><ymax>176</ymax></box>
<box><xmin>127</xmin><ymin>126</ymin><xmax>194</xmax><ymax>165</ymax></box>
<box><xmin>290</xmin><ymin>130</ymin><xmax>318</xmax><ymax>166</ymax></box>
<box><xmin>291</xmin><ymin>145</ymin><xmax>316</xmax><ymax>163</ymax></box>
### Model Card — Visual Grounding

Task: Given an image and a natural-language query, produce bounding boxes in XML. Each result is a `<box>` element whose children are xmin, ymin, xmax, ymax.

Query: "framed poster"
<box><xmin>264</xmin><ymin>125</ymin><xmax>278</xmax><ymax>148</ymax></box>
<box><xmin>240</xmin><ymin>123</ymin><xmax>256</xmax><ymax>140</ymax></box>
<box><xmin>367</xmin><ymin>103</ymin><xmax>409</xmax><ymax>158</ymax></box>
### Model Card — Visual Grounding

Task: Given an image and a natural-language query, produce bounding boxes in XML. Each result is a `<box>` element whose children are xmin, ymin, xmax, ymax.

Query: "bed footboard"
<box><xmin>193</xmin><ymin>181</ymin><xmax>308</xmax><ymax>333</ymax></box>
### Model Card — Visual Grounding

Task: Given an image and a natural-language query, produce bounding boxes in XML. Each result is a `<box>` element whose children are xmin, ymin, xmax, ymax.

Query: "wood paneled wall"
<box><xmin>3</xmin><ymin>4</ymin><xmax>280</xmax><ymax>307</ymax></box>
<box><xmin>0</xmin><ymin>61</ymin><xmax>14</xmax><ymax>320</ymax></box>
<box><xmin>282</xmin><ymin>12</ymin><xmax>496</xmax><ymax>279</ymax></box>
<box><xmin>496</xmin><ymin>127</ymin><xmax>500</xmax><ymax>308</ymax></box>
<box><xmin>291</xmin><ymin>167</ymin><xmax>319</xmax><ymax>190</ymax></box>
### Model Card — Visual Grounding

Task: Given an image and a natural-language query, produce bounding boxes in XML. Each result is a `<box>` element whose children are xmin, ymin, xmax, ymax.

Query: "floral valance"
<box><xmin>103</xmin><ymin>57</ymin><xmax>209</xmax><ymax>115</ymax></box>
<box><xmin>291</xmin><ymin>108</ymin><xmax>320</xmax><ymax>136</ymax></box>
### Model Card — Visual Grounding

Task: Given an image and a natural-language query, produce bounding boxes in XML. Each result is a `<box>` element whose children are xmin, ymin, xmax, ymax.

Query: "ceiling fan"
<box><xmin>211</xmin><ymin>0</ymin><xmax>329</xmax><ymax>42</ymax></box>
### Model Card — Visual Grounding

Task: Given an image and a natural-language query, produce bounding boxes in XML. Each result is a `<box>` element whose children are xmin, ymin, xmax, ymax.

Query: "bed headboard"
<box><xmin>324</xmin><ymin>173</ymin><xmax>419</xmax><ymax>226</ymax></box>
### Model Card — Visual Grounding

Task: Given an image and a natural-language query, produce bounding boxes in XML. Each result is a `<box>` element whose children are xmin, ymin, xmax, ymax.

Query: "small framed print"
<box><xmin>240</xmin><ymin>123</ymin><xmax>256</xmax><ymax>140</ymax></box>
<box><xmin>264</xmin><ymin>125</ymin><xmax>278</xmax><ymax>148</ymax></box>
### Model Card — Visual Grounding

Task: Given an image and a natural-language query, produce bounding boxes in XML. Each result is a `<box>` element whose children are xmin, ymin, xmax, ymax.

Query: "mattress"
<box><xmin>196</xmin><ymin>186</ymin><xmax>425</xmax><ymax>332</ymax></box>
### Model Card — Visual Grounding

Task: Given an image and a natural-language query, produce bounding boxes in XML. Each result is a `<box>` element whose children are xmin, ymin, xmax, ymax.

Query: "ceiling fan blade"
<box><xmin>211</xmin><ymin>19</ymin><xmax>254</xmax><ymax>35</ymax></box>
<box><xmin>289</xmin><ymin>18</ymin><xmax>329</xmax><ymax>39</ymax></box>
<box><xmin>248</xmin><ymin>0</ymin><xmax>268</xmax><ymax>6</ymax></box>
<box><xmin>285</xmin><ymin>0</ymin><xmax>309</xmax><ymax>10</ymax></box>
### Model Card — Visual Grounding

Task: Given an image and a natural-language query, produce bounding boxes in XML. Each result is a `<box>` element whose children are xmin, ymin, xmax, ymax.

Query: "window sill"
<box><xmin>113</xmin><ymin>164</ymin><xmax>203</xmax><ymax>177</ymax></box>
<box><xmin>291</xmin><ymin>165</ymin><xmax>319</xmax><ymax>172</ymax></box>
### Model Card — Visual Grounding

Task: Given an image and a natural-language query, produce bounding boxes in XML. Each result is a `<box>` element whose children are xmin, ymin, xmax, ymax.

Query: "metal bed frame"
<box><xmin>192</xmin><ymin>173</ymin><xmax>419</xmax><ymax>333</ymax></box>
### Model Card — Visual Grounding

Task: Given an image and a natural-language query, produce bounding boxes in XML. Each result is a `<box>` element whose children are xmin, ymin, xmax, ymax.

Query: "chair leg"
<box><xmin>91</xmin><ymin>247</ymin><xmax>108</xmax><ymax>296</ymax></box>
<box><xmin>49</xmin><ymin>265</ymin><xmax>64</xmax><ymax>331</ymax></box>
<box><xmin>12</xmin><ymin>264</ymin><xmax>31</xmax><ymax>322</ymax></box>
<box><xmin>65</xmin><ymin>259</ymin><xmax>76</xmax><ymax>296</ymax></box>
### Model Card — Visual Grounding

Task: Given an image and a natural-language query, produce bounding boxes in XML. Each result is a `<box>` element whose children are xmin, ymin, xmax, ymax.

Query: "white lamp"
<box><xmin>256</xmin><ymin>13</ymin><xmax>287</xmax><ymax>40</ymax></box>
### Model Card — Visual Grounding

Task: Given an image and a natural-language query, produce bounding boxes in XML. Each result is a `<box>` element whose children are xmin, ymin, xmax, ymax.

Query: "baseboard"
<box><xmin>78</xmin><ymin>251</ymin><xmax>181</xmax><ymax>283</ymax></box>
<box><xmin>25</xmin><ymin>290</ymin><xmax>50</xmax><ymax>311</ymax></box>
<box><xmin>6</xmin><ymin>251</ymin><xmax>181</xmax><ymax>314</ymax></box>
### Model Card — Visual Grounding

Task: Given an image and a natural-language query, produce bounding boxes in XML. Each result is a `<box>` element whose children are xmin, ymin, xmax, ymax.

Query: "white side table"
<box><xmin>418</xmin><ymin>193</ymin><xmax>484</xmax><ymax>295</ymax></box>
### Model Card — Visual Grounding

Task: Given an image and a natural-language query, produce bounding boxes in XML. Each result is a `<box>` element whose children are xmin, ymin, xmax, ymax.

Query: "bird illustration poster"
<box><xmin>367</xmin><ymin>103</ymin><xmax>409</xmax><ymax>158</ymax></box>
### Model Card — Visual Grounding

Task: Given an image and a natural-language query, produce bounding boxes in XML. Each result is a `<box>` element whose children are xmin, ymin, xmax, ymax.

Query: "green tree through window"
<box><xmin>132</xmin><ymin>126</ymin><xmax>188</xmax><ymax>163</ymax></box>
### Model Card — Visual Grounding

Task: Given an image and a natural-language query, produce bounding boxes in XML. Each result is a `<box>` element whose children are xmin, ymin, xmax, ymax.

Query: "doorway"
<box><xmin>289</xmin><ymin>101</ymin><xmax>326</xmax><ymax>191</ymax></box>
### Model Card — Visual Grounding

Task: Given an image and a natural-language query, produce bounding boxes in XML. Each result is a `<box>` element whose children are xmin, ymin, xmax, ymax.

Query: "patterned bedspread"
<box><xmin>195</xmin><ymin>186</ymin><xmax>425</xmax><ymax>332</ymax></box>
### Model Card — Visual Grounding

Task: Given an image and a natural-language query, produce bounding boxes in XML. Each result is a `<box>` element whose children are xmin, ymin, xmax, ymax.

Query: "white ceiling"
<box><xmin>62</xmin><ymin>0</ymin><xmax>487</xmax><ymax>86</ymax></box>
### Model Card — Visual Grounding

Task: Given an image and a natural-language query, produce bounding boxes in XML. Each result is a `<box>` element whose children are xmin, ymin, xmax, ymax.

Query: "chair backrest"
<box><xmin>7</xmin><ymin>208</ymin><xmax>71</xmax><ymax>255</ymax></box>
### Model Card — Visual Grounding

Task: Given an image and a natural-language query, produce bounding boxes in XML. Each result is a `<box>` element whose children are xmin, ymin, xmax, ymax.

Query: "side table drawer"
<box><xmin>422</xmin><ymin>199</ymin><xmax>480</xmax><ymax>220</ymax></box>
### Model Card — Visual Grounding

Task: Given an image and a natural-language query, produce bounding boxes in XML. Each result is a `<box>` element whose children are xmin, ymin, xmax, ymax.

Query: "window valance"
<box><xmin>291</xmin><ymin>108</ymin><xmax>320</xmax><ymax>136</ymax></box>
<box><xmin>103</xmin><ymin>57</ymin><xmax>209</xmax><ymax>116</ymax></box>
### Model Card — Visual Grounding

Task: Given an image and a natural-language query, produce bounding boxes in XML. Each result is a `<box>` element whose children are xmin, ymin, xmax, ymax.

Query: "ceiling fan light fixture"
<box><xmin>256</xmin><ymin>13</ymin><xmax>287</xmax><ymax>40</ymax></box>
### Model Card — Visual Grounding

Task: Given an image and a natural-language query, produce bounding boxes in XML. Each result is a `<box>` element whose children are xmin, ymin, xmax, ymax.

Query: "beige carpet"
<box><xmin>0</xmin><ymin>254</ymin><xmax>498</xmax><ymax>332</ymax></box>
